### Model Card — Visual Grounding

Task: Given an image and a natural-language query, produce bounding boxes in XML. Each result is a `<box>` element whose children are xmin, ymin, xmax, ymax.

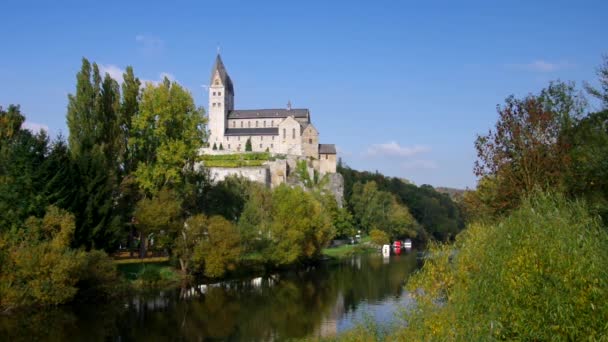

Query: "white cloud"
<box><xmin>401</xmin><ymin>160</ymin><xmax>438</xmax><ymax>170</ymax></box>
<box><xmin>99</xmin><ymin>64</ymin><xmax>125</xmax><ymax>83</ymax></box>
<box><xmin>508</xmin><ymin>60</ymin><xmax>573</xmax><ymax>73</ymax></box>
<box><xmin>142</xmin><ymin>72</ymin><xmax>177</xmax><ymax>86</ymax></box>
<box><xmin>23</xmin><ymin>121</ymin><xmax>49</xmax><ymax>133</ymax></box>
<box><xmin>364</xmin><ymin>141</ymin><xmax>430</xmax><ymax>158</ymax></box>
<box><xmin>135</xmin><ymin>34</ymin><xmax>165</xmax><ymax>51</ymax></box>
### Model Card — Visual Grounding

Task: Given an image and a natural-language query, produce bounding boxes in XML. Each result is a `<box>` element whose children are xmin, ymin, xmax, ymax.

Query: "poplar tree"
<box><xmin>66</xmin><ymin>58</ymin><xmax>121</xmax><ymax>250</ymax></box>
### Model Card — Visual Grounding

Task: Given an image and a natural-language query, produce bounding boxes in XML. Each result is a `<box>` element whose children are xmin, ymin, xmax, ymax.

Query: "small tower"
<box><xmin>208</xmin><ymin>54</ymin><xmax>234</xmax><ymax>146</ymax></box>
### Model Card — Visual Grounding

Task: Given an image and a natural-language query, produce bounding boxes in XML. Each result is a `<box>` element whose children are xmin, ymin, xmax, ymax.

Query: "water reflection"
<box><xmin>0</xmin><ymin>252</ymin><xmax>419</xmax><ymax>341</ymax></box>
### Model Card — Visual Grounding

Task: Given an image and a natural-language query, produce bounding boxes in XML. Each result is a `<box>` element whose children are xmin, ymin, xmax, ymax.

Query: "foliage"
<box><xmin>66</xmin><ymin>59</ymin><xmax>123</xmax><ymax>250</ymax></box>
<box><xmin>339</xmin><ymin>165</ymin><xmax>463</xmax><ymax>241</ymax></box>
<box><xmin>0</xmin><ymin>206</ymin><xmax>122</xmax><ymax>311</ymax></box>
<box><xmin>174</xmin><ymin>214</ymin><xmax>208</xmax><ymax>274</ymax></box>
<box><xmin>349</xmin><ymin>181</ymin><xmax>418</xmax><ymax>239</ymax></box>
<box><xmin>369</xmin><ymin>229</ymin><xmax>389</xmax><ymax>246</ymax></box>
<box><xmin>245</xmin><ymin>137</ymin><xmax>252</xmax><ymax>151</ymax></box>
<box><xmin>399</xmin><ymin>192</ymin><xmax>608</xmax><ymax>340</ymax></box>
<box><xmin>133</xmin><ymin>188</ymin><xmax>182</xmax><ymax>256</ymax></box>
<box><xmin>473</xmin><ymin>81</ymin><xmax>585</xmax><ymax>217</ymax></box>
<box><xmin>238</xmin><ymin>185</ymin><xmax>334</xmax><ymax>266</ymax></box>
<box><xmin>265</xmin><ymin>185</ymin><xmax>334</xmax><ymax>265</ymax></box>
<box><xmin>202</xmin><ymin>159</ymin><xmax>266</xmax><ymax>168</ymax></box>
<box><xmin>202</xmin><ymin>175</ymin><xmax>252</xmax><ymax>221</ymax></box>
<box><xmin>192</xmin><ymin>215</ymin><xmax>242</xmax><ymax>278</ymax></box>
<box><xmin>201</xmin><ymin>152</ymin><xmax>270</xmax><ymax>160</ymax></box>
<box><xmin>585</xmin><ymin>54</ymin><xmax>608</xmax><ymax>109</ymax></box>
<box><xmin>565</xmin><ymin>109</ymin><xmax>608</xmax><ymax>222</ymax></box>
<box><xmin>130</xmin><ymin>77</ymin><xmax>206</xmax><ymax>195</ymax></box>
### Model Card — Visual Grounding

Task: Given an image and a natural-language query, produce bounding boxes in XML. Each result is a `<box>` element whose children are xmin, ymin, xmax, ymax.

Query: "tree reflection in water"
<box><xmin>0</xmin><ymin>252</ymin><xmax>419</xmax><ymax>341</ymax></box>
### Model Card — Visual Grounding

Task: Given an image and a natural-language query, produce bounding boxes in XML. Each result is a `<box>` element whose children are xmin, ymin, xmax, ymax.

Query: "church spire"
<box><xmin>210</xmin><ymin>53</ymin><xmax>233</xmax><ymax>94</ymax></box>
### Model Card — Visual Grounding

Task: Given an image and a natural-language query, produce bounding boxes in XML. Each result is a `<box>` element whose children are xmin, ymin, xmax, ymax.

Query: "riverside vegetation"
<box><xmin>309</xmin><ymin>55</ymin><xmax>608</xmax><ymax>341</ymax></box>
<box><xmin>0</xmin><ymin>58</ymin><xmax>463</xmax><ymax>312</ymax></box>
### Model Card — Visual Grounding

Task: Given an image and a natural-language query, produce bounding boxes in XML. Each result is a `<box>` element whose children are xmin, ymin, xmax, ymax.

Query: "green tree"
<box><xmin>263</xmin><ymin>185</ymin><xmax>334</xmax><ymax>265</ymax></box>
<box><xmin>130</xmin><ymin>78</ymin><xmax>206</xmax><ymax>195</ymax></box>
<box><xmin>350</xmin><ymin>181</ymin><xmax>417</xmax><ymax>239</ymax></box>
<box><xmin>66</xmin><ymin>59</ymin><xmax>122</xmax><ymax>249</ymax></box>
<box><xmin>585</xmin><ymin>55</ymin><xmax>608</xmax><ymax>109</ymax></box>
<box><xmin>212</xmin><ymin>142</ymin><xmax>217</xmax><ymax>150</ymax></box>
<box><xmin>192</xmin><ymin>215</ymin><xmax>242</xmax><ymax>278</ymax></box>
<box><xmin>245</xmin><ymin>138</ymin><xmax>252</xmax><ymax>152</ymax></box>
<box><xmin>369</xmin><ymin>228</ymin><xmax>389</xmax><ymax>246</ymax></box>
<box><xmin>174</xmin><ymin>214</ymin><xmax>208</xmax><ymax>274</ymax></box>
<box><xmin>133</xmin><ymin>188</ymin><xmax>182</xmax><ymax>257</ymax></box>
<box><xmin>400</xmin><ymin>193</ymin><xmax>608</xmax><ymax>340</ymax></box>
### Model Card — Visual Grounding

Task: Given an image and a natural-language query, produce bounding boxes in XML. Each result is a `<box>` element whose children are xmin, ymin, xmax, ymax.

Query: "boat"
<box><xmin>403</xmin><ymin>239</ymin><xmax>412</xmax><ymax>249</ymax></box>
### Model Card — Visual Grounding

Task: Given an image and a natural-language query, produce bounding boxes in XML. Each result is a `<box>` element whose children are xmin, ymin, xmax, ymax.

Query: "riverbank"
<box><xmin>115</xmin><ymin>238</ymin><xmax>381</xmax><ymax>290</ymax></box>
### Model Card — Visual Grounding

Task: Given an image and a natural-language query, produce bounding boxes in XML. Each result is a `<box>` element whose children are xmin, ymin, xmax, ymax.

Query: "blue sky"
<box><xmin>1</xmin><ymin>0</ymin><xmax>606</xmax><ymax>188</ymax></box>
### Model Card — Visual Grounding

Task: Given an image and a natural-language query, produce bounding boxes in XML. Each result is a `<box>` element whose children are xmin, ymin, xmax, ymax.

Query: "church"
<box><xmin>206</xmin><ymin>54</ymin><xmax>337</xmax><ymax>174</ymax></box>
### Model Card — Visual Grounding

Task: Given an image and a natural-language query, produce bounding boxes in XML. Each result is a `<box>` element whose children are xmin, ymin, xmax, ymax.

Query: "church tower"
<box><xmin>208</xmin><ymin>54</ymin><xmax>234</xmax><ymax>146</ymax></box>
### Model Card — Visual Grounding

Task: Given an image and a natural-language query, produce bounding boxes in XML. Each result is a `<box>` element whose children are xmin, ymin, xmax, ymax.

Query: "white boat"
<box><xmin>403</xmin><ymin>239</ymin><xmax>412</xmax><ymax>249</ymax></box>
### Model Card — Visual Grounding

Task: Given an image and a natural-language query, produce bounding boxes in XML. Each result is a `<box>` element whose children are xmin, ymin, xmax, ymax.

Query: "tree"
<box><xmin>130</xmin><ymin>78</ymin><xmax>206</xmax><ymax>195</ymax></box>
<box><xmin>66</xmin><ymin>59</ymin><xmax>122</xmax><ymax>250</ymax></box>
<box><xmin>473</xmin><ymin>82</ymin><xmax>585</xmax><ymax>215</ymax></box>
<box><xmin>263</xmin><ymin>185</ymin><xmax>334</xmax><ymax>265</ymax></box>
<box><xmin>219</xmin><ymin>143</ymin><xmax>224</xmax><ymax>150</ymax></box>
<box><xmin>245</xmin><ymin>138</ymin><xmax>252</xmax><ymax>152</ymax></box>
<box><xmin>192</xmin><ymin>215</ymin><xmax>242</xmax><ymax>278</ymax></box>
<box><xmin>369</xmin><ymin>228</ymin><xmax>389</xmax><ymax>246</ymax></box>
<box><xmin>350</xmin><ymin>181</ymin><xmax>417</xmax><ymax>239</ymax></box>
<box><xmin>133</xmin><ymin>188</ymin><xmax>182</xmax><ymax>258</ymax></box>
<box><xmin>585</xmin><ymin>55</ymin><xmax>608</xmax><ymax>109</ymax></box>
<box><xmin>0</xmin><ymin>206</ymin><xmax>122</xmax><ymax>311</ymax></box>
<box><xmin>400</xmin><ymin>193</ymin><xmax>608</xmax><ymax>340</ymax></box>
<box><xmin>174</xmin><ymin>214</ymin><xmax>207</xmax><ymax>274</ymax></box>
<box><xmin>212</xmin><ymin>142</ymin><xmax>217</xmax><ymax>150</ymax></box>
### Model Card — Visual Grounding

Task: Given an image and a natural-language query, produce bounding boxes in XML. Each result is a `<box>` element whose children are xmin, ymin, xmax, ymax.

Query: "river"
<box><xmin>0</xmin><ymin>250</ymin><xmax>421</xmax><ymax>341</ymax></box>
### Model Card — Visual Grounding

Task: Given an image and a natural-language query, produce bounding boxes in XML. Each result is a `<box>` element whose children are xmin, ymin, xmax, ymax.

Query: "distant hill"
<box><xmin>435</xmin><ymin>187</ymin><xmax>466</xmax><ymax>201</ymax></box>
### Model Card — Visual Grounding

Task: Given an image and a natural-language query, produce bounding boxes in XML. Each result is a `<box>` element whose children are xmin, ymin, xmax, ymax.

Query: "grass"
<box><xmin>322</xmin><ymin>238</ymin><xmax>376</xmax><ymax>259</ymax></box>
<box><xmin>113</xmin><ymin>256</ymin><xmax>169</xmax><ymax>264</ymax></box>
<box><xmin>115</xmin><ymin>258</ymin><xmax>173</xmax><ymax>281</ymax></box>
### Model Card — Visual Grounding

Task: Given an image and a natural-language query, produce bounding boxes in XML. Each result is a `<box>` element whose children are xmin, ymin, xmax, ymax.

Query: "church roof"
<box><xmin>319</xmin><ymin>144</ymin><xmax>336</xmax><ymax>154</ymax></box>
<box><xmin>225</xmin><ymin>128</ymin><xmax>278</xmax><ymax>136</ymax></box>
<box><xmin>228</xmin><ymin>108</ymin><xmax>309</xmax><ymax>119</ymax></box>
<box><xmin>210</xmin><ymin>54</ymin><xmax>234</xmax><ymax>94</ymax></box>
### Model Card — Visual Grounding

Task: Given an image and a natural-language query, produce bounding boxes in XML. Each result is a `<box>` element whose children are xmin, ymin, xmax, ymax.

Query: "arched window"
<box><xmin>215</xmin><ymin>80</ymin><xmax>220</xmax><ymax>85</ymax></box>
<box><xmin>263</xmin><ymin>121</ymin><xmax>266</xmax><ymax>127</ymax></box>
<box><xmin>309</xmin><ymin>138</ymin><xmax>312</xmax><ymax>144</ymax></box>
<box><xmin>240</xmin><ymin>121</ymin><xmax>243</xmax><ymax>128</ymax></box>
<box><xmin>227</xmin><ymin>136</ymin><xmax>230</xmax><ymax>141</ymax></box>
<box><xmin>232</xmin><ymin>121</ymin><xmax>235</xmax><ymax>128</ymax></box>
<box><xmin>256</xmin><ymin>121</ymin><xmax>258</xmax><ymax>127</ymax></box>
<box><xmin>271</xmin><ymin>120</ymin><xmax>274</xmax><ymax>127</ymax></box>
<box><xmin>248</xmin><ymin>121</ymin><xmax>251</xmax><ymax>128</ymax></box>
<box><xmin>283</xmin><ymin>128</ymin><xmax>286</xmax><ymax>139</ymax></box>
<box><xmin>218</xmin><ymin>91</ymin><xmax>222</xmax><ymax>96</ymax></box>
<box><xmin>292</xmin><ymin>128</ymin><xmax>295</xmax><ymax>139</ymax></box>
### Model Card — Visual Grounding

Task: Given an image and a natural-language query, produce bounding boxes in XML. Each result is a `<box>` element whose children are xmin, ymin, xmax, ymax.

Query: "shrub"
<box><xmin>398</xmin><ymin>192</ymin><xmax>608</xmax><ymax>340</ymax></box>
<box><xmin>369</xmin><ymin>229</ymin><xmax>389</xmax><ymax>246</ymax></box>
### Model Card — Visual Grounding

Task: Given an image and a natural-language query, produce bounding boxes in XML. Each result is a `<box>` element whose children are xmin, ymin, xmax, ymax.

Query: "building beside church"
<box><xmin>206</xmin><ymin>54</ymin><xmax>336</xmax><ymax>174</ymax></box>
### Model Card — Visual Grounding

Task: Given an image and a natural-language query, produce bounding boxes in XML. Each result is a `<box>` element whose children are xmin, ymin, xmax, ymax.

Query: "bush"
<box><xmin>398</xmin><ymin>192</ymin><xmax>608</xmax><ymax>340</ymax></box>
<box><xmin>369</xmin><ymin>229</ymin><xmax>389</xmax><ymax>246</ymax></box>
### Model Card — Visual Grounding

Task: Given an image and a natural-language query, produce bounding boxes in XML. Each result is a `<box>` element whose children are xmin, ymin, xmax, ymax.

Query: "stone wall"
<box><xmin>319</xmin><ymin>153</ymin><xmax>337</xmax><ymax>174</ymax></box>
<box><xmin>208</xmin><ymin>166</ymin><xmax>270</xmax><ymax>186</ymax></box>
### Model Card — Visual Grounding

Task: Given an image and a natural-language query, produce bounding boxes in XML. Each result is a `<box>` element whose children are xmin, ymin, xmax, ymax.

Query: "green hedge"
<box><xmin>201</xmin><ymin>152</ymin><xmax>271</xmax><ymax>161</ymax></box>
<box><xmin>204</xmin><ymin>159</ymin><xmax>267</xmax><ymax>168</ymax></box>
